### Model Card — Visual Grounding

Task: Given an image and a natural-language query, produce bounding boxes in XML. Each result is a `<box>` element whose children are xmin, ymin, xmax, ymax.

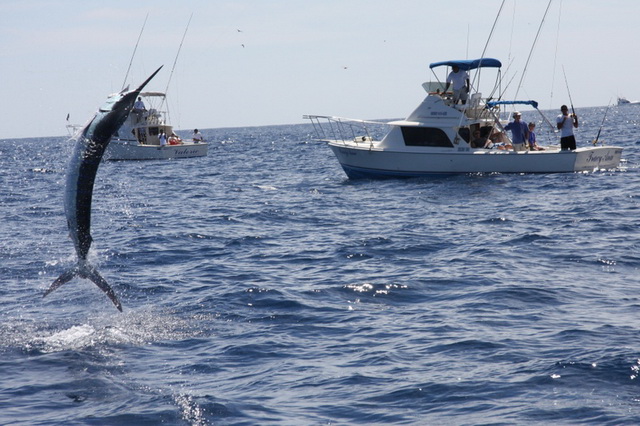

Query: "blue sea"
<box><xmin>1</xmin><ymin>104</ymin><xmax>640</xmax><ymax>425</ymax></box>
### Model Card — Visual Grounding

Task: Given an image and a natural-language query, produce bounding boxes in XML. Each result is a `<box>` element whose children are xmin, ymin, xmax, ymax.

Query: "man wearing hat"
<box><xmin>503</xmin><ymin>111</ymin><xmax>529</xmax><ymax>152</ymax></box>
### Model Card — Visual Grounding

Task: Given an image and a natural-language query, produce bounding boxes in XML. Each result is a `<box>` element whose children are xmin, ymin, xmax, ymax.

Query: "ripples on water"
<box><xmin>1</xmin><ymin>105</ymin><xmax>640</xmax><ymax>424</ymax></box>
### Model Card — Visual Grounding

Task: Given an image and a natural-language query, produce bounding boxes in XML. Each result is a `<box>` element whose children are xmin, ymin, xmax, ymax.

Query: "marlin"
<box><xmin>44</xmin><ymin>66</ymin><xmax>163</xmax><ymax>311</ymax></box>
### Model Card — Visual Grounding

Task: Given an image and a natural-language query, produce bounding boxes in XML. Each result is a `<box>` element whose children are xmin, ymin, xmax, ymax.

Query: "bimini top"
<box><xmin>486</xmin><ymin>100</ymin><xmax>539</xmax><ymax>109</ymax></box>
<box><xmin>429</xmin><ymin>58</ymin><xmax>502</xmax><ymax>71</ymax></box>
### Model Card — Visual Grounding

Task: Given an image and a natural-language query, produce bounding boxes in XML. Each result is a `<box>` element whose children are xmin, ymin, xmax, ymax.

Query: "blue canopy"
<box><xmin>486</xmin><ymin>100</ymin><xmax>539</xmax><ymax>109</ymax></box>
<box><xmin>429</xmin><ymin>58</ymin><xmax>502</xmax><ymax>71</ymax></box>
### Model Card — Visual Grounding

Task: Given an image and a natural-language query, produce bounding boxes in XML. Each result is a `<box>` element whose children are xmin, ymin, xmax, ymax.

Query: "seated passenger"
<box><xmin>470</xmin><ymin>130</ymin><xmax>487</xmax><ymax>148</ymax></box>
<box><xmin>488</xmin><ymin>130</ymin><xmax>511</xmax><ymax>150</ymax></box>
<box><xmin>527</xmin><ymin>122</ymin><xmax>545</xmax><ymax>150</ymax></box>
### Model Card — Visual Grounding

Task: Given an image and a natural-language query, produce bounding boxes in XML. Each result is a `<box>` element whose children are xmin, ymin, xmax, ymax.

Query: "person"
<box><xmin>134</xmin><ymin>97</ymin><xmax>146</xmax><ymax>111</ymax></box>
<box><xmin>442</xmin><ymin>65</ymin><xmax>470</xmax><ymax>104</ymax></box>
<box><xmin>556</xmin><ymin>104</ymin><xmax>578</xmax><ymax>150</ymax></box>
<box><xmin>503</xmin><ymin>111</ymin><xmax>529</xmax><ymax>152</ymax></box>
<box><xmin>159</xmin><ymin>131</ymin><xmax>167</xmax><ymax>147</ymax></box>
<box><xmin>470</xmin><ymin>130</ymin><xmax>487</xmax><ymax>148</ymax></box>
<box><xmin>192</xmin><ymin>129</ymin><xmax>204</xmax><ymax>143</ymax></box>
<box><xmin>132</xmin><ymin>96</ymin><xmax>146</xmax><ymax>123</ymax></box>
<box><xmin>484</xmin><ymin>129</ymin><xmax>511</xmax><ymax>150</ymax></box>
<box><xmin>527</xmin><ymin>122</ymin><xmax>544</xmax><ymax>151</ymax></box>
<box><xmin>168</xmin><ymin>132</ymin><xmax>181</xmax><ymax>145</ymax></box>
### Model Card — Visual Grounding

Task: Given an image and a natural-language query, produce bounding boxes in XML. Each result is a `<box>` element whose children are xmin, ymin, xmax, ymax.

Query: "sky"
<box><xmin>1</xmin><ymin>0</ymin><xmax>638</xmax><ymax>139</ymax></box>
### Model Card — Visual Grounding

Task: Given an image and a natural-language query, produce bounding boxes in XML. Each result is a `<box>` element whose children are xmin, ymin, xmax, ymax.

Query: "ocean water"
<box><xmin>1</xmin><ymin>105</ymin><xmax>640</xmax><ymax>425</ymax></box>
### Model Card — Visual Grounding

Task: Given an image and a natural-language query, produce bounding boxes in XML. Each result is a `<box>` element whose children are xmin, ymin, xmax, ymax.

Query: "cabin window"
<box><xmin>149</xmin><ymin>127</ymin><xmax>159</xmax><ymax>136</ymax></box>
<box><xmin>457</xmin><ymin>128</ymin><xmax>470</xmax><ymax>143</ymax></box>
<box><xmin>401</xmin><ymin>127</ymin><xmax>453</xmax><ymax>147</ymax></box>
<box><xmin>480</xmin><ymin>126</ymin><xmax>493</xmax><ymax>138</ymax></box>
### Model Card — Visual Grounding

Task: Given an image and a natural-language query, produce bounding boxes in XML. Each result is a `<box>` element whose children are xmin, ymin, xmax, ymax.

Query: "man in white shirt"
<box><xmin>159</xmin><ymin>131</ymin><xmax>167</xmax><ymax>147</ymax></box>
<box><xmin>192</xmin><ymin>129</ymin><xmax>204</xmax><ymax>143</ymax></box>
<box><xmin>556</xmin><ymin>105</ymin><xmax>578</xmax><ymax>150</ymax></box>
<box><xmin>443</xmin><ymin>65</ymin><xmax>470</xmax><ymax>104</ymax></box>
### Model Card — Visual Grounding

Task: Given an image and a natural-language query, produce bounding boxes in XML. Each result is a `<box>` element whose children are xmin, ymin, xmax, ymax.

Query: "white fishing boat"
<box><xmin>105</xmin><ymin>91</ymin><xmax>208</xmax><ymax>160</ymax></box>
<box><xmin>617</xmin><ymin>97</ymin><xmax>640</xmax><ymax>106</ymax></box>
<box><xmin>306</xmin><ymin>58</ymin><xmax>623</xmax><ymax>179</ymax></box>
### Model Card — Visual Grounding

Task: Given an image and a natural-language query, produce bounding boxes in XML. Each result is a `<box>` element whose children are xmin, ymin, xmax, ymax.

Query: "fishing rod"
<box><xmin>592</xmin><ymin>101</ymin><xmax>612</xmax><ymax>146</ymax></box>
<box><xmin>513</xmin><ymin>0</ymin><xmax>553</xmax><ymax>100</ymax></box>
<box><xmin>562</xmin><ymin>65</ymin><xmax>576</xmax><ymax>116</ymax></box>
<box><xmin>122</xmin><ymin>13</ymin><xmax>149</xmax><ymax>90</ymax></box>
<box><xmin>163</xmin><ymin>13</ymin><xmax>193</xmax><ymax>100</ymax></box>
<box><xmin>159</xmin><ymin>13</ymin><xmax>193</xmax><ymax>120</ymax></box>
<box><xmin>473</xmin><ymin>0</ymin><xmax>505</xmax><ymax>89</ymax></box>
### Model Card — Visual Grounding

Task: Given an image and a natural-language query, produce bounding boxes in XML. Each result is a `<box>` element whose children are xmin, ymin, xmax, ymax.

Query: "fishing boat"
<box><xmin>305</xmin><ymin>58</ymin><xmax>623</xmax><ymax>179</ymax></box>
<box><xmin>617</xmin><ymin>97</ymin><xmax>640</xmax><ymax>106</ymax></box>
<box><xmin>105</xmin><ymin>91</ymin><xmax>208</xmax><ymax>161</ymax></box>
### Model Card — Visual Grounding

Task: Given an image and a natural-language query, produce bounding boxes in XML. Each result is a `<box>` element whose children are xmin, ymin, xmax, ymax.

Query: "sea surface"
<box><xmin>1</xmin><ymin>105</ymin><xmax>640</xmax><ymax>425</ymax></box>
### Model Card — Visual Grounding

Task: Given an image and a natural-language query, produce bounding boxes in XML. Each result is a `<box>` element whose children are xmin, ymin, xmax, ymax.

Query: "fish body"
<box><xmin>45</xmin><ymin>67</ymin><xmax>163</xmax><ymax>311</ymax></box>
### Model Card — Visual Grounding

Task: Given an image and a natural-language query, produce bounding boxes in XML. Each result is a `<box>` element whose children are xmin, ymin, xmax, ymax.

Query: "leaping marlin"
<box><xmin>44</xmin><ymin>66</ymin><xmax>163</xmax><ymax>311</ymax></box>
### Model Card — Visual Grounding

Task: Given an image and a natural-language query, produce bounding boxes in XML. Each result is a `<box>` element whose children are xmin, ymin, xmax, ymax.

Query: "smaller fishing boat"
<box><xmin>617</xmin><ymin>97</ymin><xmax>640</xmax><ymax>106</ymax></box>
<box><xmin>105</xmin><ymin>91</ymin><xmax>208</xmax><ymax>160</ymax></box>
<box><xmin>306</xmin><ymin>58</ymin><xmax>623</xmax><ymax>179</ymax></box>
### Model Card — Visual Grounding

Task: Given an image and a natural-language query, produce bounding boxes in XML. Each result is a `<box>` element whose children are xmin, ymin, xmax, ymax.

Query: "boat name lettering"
<box><xmin>586</xmin><ymin>151</ymin><xmax>614</xmax><ymax>164</ymax></box>
<box><xmin>338</xmin><ymin>148</ymin><xmax>357</xmax><ymax>156</ymax></box>
<box><xmin>430</xmin><ymin>111</ymin><xmax>448</xmax><ymax>116</ymax></box>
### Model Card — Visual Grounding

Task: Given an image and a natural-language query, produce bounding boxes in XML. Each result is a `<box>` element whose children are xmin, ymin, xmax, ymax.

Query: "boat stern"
<box><xmin>573</xmin><ymin>146</ymin><xmax>623</xmax><ymax>171</ymax></box>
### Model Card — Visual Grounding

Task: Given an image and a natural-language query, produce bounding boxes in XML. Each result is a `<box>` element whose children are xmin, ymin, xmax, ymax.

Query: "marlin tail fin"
<box><xmin>44</xmin><ymin>262</ymin><xmax>123</xmax><ymax>312</ymax></box>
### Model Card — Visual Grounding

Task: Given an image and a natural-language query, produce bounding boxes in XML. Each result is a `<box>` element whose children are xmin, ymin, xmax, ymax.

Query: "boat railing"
<box><xmin>303</xmin><ymin>115</ymin><xmax>385</xmax><ymax>145</ymax></box>
<box><xmin>463</xmin><ymin>93</ymin><xmax>497</xmax><ymax>120</ymax></box>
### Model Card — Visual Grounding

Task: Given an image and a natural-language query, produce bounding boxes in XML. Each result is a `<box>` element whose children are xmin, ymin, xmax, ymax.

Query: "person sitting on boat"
<box><xmin>442</xmin><ymin>65</ymin><xmax>470</xmax><ymax>105</ymax></box>
<box><xmin>168</xmin><ymin>132</ymin><xmax>182</xmax><ymax>145</ymax></box>
<box><xmin>470</xmin><ymin>130</ymin><xmax>488</xmax><ymax>148</ymax></box>
<box><xmin>192</xmin><ymin>129</ymin><xmax>204</xmax><ymax>143</ymax></box>
<box><xmin>556</xmin><ymin>104</ymin><xmax>578</xmax><ymax>150</ymax></box>
<box><xmin>503</xmin><ymin>111</ymin><xmax>529</xmax><ymax>152</ymax></box>
<box><xmin>527</xmin><ymin>122</ymin><xmax>545</xmax><ymax>151</ymax></box>
<box><xmin>482</xmin><ymin>129</ymin><xmax>511</xmax><ymax>150</ymax></box>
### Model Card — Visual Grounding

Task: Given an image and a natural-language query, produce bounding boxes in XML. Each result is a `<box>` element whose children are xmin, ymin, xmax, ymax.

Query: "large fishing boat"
<box><xmin>305</xmin><ymin>58</ymin><xmax>623</xmax><ymax>179</ymax></box>
<box><xmin>105</xmin><ymin>91</ymin><xmax>208</xmax><ymax>161</ymax></box>
<box><xmin>617</xmin><ymin>97</ymin><xmax>640</xmax><ymax>106</ymax></box>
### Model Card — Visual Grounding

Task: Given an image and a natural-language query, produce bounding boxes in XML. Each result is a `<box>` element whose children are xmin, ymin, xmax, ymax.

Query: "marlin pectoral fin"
<box><xmin>44</xmin><ymin>267</ymin><xmax>79</xmax><ymax>297</ymax></box>
<box><xmin>82</xmin><ymin>264</ymin><xmax>123</xmax><ymax>312</ymax></box>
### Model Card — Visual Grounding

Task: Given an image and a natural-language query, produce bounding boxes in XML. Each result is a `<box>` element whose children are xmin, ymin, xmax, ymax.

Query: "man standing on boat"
<box><xmin>556</xmin><ymin>105</ymin><xmax>578</xmax><ymax>150</ymax></box>
<box><xmin>443</xmin><ymin>65</ymin><xmax>470</xmax><ymax>104</ymax></box>
<box><xmin>503</xmin><ymin>111</ymin><xmax>529</xmax><ymax>152</ymax></box>
<box><xmin>192</xmin><ymin>129</ymin><xmax>204</xmax><ymax>143</ymax></box>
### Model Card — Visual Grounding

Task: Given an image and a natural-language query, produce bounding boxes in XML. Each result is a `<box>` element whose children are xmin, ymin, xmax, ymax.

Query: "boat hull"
<box><xmin>328</xmin><ymin>142</ymin><xmax>623</xmax><ymax>178</ymax></box>
<box><xmin>105</xmin><ymin>141</ymin><xmax>208</xmax><ymax>161</ymax></box>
